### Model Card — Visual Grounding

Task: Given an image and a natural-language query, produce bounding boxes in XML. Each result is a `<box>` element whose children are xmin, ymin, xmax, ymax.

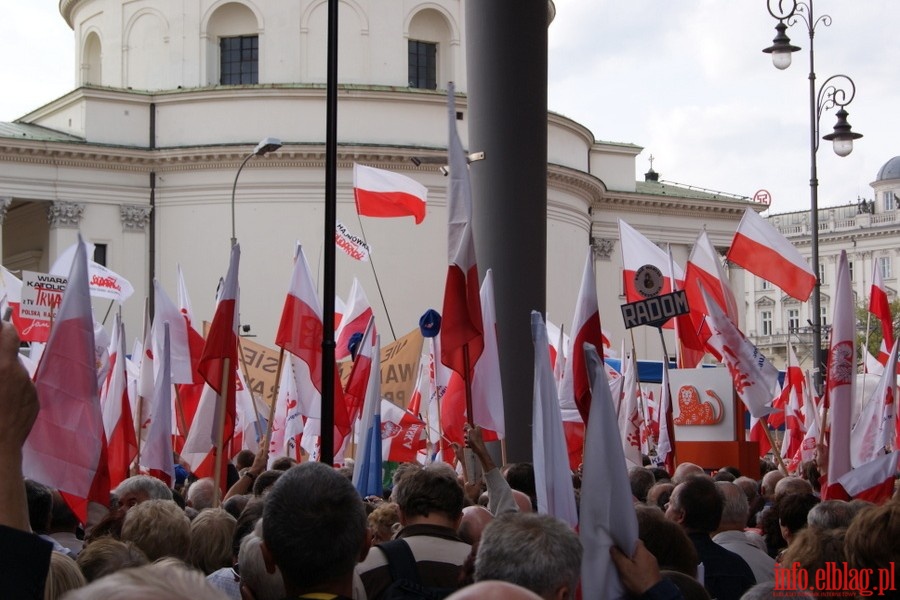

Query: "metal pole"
<box><xmin>806</xmin><ymin>10</ymin><xmax>823</xmax><ymax>396</ymax></box>
<box><xmin>320</xmin><ymin>0</ymin><xmax>339</xmax><ymax>465</ymax></box>
<box><xmin>230</xmin><ymin>152</ymin><xmax>255</xmax><ymax>248</ymax></box>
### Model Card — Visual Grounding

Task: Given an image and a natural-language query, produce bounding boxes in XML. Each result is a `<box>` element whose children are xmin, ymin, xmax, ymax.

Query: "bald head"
<box><xmin>511</xmin><ymin>490</ymin><xmax>534</xmax><ymax>513</ymax></box>
<box><xmin>446</xmin><ymin>581</ymin><xmax>543</xmax><ymax>600</ymax></box>
<box><xmin>761</xmin><ymin>470</ymin><xmax>785</xmax><ymax>497</ymax></box>
<box><xmin>774</xmin><ymin>476</ymin><xmax>813</xmax><ymax>502</ymax></box>
<box><xmin>458</xmin><ymin>505</ymin><xmax>493</xmax><ymax>545</ymax></box>
<box><xmin>672</xmin><ymin>462</ymin><xmax>704</xmax><ymax>485</ymax></box>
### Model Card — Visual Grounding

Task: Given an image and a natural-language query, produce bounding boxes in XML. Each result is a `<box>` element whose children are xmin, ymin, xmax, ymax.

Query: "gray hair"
<box><xmin>807</xmin><ymin>500</ymin><xmax>855</xmax><ymax>530</ymax></box>
<box><xmin>113</xmin><ymin>475</ymin><xmax>173</xmax><ymax>502</ymax></box>
<box><xmin>716</xmin><ymin>481</ymin><xmax>749</xmax><ymax>527</ymax></box>
<box><xmin>475</xmin><ymin>512</ymin><xmax>582</xmax><ymax>598</ymax></box>
<box><xmin>62</xmin><ymin>561</ymin><xmax>225</xmax><ymax>600</ymax></box>
<box><xmin>262</xmin><ymin>462</ymin><xmax>366</xmax><ymax>590</ymax></box>
<box><xmin>186</xmin><ymin>477</ymin><xmax>219</xmax><ymax>511</ymax></box>
<box><xmin>238</xmin><ymin>521</ymin><xmax>286</xmax><ymax>600</ymax></box>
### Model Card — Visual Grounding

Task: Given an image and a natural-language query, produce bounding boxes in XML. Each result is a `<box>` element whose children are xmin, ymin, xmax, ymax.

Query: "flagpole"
<box><xmin>263</xmin><ymin>348</ymin><xmax>286</xmax><ymax>455</ymax></box>
<box><xmin>212</xmin><ymin>357</ymin><xmax>231</xmax><ymax>508</ymax></box>
<box><xmin>134</xmin><ymin>394</ymin><xmax>144</xmax><ymax>475</ymax></box>
<box><xmin>355</xmin><ymin>214</ymin><xmax>397</xmax><ymax>342</ymax></box>
<box><xmin>173</xmin><ymin>385</ymin><xmax>189</xmax><ymax>443</ymax></box>
<box><xmin>656</xmin><ymin>327</ymin><xmax>677</xmax><ymax>467</ymax></box>
<box><xmin>763</xmin><ymin>421</ymin><xmax>790</xmax><ymax>474</ymax></box>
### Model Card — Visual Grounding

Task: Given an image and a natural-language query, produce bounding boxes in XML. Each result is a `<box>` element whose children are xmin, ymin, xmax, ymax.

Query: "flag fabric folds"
<box><xmin>870</xmin><ymin>264</ymin><xmax>895</xmax><ymax>366</ymax></box>
<box><xmin>471</xmin><ymin>269</ymin><xmax>505</xmax><ymax>437</ymax></box>
<box><xmin>334</xmin><ymin>278</ymin><xmax>374</xmax><ymax>361</ymax></box>
<box><xmin>100</xmin><ymin>314</ymin><xmax>137</xmax><ymax>488</ymax></box>
<box><xmin>850</xmin><ymin>339</ymin><xmax>898</xmax><ymax>468</ymax></box>
<box><xmin>618</xmin><ymin>219</ymin><xmax>684</xmax><ymax>303</ymax></box>
<box><xmin>726</xmin><ymin>207</ymin><xmax>816</xmax><ymax>301</ymax></box>
<box><xmin>380</xmin><ymin>400</ymin><xmax>427</xmax><ymax>463</ymax></box>
<box><xmin>143</xmin><ymin>323</ymin><xmax>175</xmax><ymax>487</ymax></box>
<box><xmin>24</xmin><ymin>237</ymin><xmax>109</xmax><ymax>523</ymax></box>
<box><xmin>353</xmin><ymin>163</ymin><xmax>428</xmax><ymax>225</ymax></box>
<box><xmin>581</xmin><ymin>342</ymin><xmax>640</xmax><ymax>599</ymax></box>
<box><xmin>353</xmin><ymin>336</ymin><xmax>383</xmax><ymax>498</ymax></box>
<box><xmin>440</xmin><ymin>83</ymin><xmax>484</xmax><ymax>380</ymax></box>
<box><xmin>832</xmin><ymin>450</ymin><xmax>900</xmax><ymax>504</ymax></box>
<box><xmin>531</xmin><ymin>311</ymin><xmax>578</xmax><ymax>529</ymax></box>
<box><xmin>824</xmin><ymin>250</ymin><xmax>856</xmax><ymax>492</ymax></box>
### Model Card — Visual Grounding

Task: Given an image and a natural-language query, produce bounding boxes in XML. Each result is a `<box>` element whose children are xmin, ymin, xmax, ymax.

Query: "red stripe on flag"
<box><xmin>275</xmin><ymin>294</ymin><xmax>324</xmax><ymax>393</ymax></box>
<box><xmin>729</xmin><ymin>233</ymin><xmax>816</xmax><ymax>301</ymax></box>
<box><xmin>354</xmin><ymin>189</ymin><xmax>426</xmax><ymax>224</ymax></box>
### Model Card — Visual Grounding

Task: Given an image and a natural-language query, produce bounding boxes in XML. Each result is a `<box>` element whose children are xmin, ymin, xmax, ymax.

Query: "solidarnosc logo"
<box><xmin>775</xmin><ymin>562</ymin><xmax>897</xmax><ymax>597</ymax></box>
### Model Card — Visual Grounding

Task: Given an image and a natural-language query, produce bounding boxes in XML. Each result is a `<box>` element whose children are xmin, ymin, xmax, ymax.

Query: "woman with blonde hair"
<box><xmin>44</xmin><ymin>551</ymin><xmax>86</xmax><ymax>599</ymax></box>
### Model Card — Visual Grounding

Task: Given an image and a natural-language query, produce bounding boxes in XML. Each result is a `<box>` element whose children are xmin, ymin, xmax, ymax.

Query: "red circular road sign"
<box><xmin>753</xmin><ymin>189</ymin><xmax>772</xmax><ymax>206</ymax></box>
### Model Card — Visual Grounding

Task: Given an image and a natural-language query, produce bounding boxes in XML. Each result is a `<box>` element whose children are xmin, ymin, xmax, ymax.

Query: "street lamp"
<box><xmin>763</xmin><ymin>0</ymin><xmax>862</xmax><ymax>394</ymax></box>
<box><xmin>230</xmin><ymin>137</ymin><xmax>282</xmax><ymax>246</ymax></box>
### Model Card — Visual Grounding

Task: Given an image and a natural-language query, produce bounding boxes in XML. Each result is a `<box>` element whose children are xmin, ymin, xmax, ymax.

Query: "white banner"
<box><xmin>20</xmin><ymin>271</ymin><xmax>68</xmax><ymax>322</ymax></box>
<box><xmin>335</xmin><ymin>221</ymin><xmax>371</xmax><ymax>262</ymax></box>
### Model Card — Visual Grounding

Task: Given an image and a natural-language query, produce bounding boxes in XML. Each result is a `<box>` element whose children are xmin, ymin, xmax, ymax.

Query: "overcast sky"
<box><xmin>2</xmin><ymin>0</ymin><xmax>898</xmax><ymax>215</ymax></box>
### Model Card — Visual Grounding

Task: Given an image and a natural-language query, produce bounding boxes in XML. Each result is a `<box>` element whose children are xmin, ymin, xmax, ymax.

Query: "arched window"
<box><xmin>407</xmin><ymin>9</ymin><xmax>452</xmax><ymax>90</ymax></box>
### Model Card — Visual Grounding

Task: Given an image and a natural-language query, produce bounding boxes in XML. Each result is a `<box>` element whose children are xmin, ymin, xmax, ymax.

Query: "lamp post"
<box><xmin>230</xmin><ymin>137</ymin><xmax>282</xmax><ymax>247</ymax></box>
<box><xmin>763</xmin><ymin>0</ymin><xmax>862</xmax><ymax>394</ymax></box>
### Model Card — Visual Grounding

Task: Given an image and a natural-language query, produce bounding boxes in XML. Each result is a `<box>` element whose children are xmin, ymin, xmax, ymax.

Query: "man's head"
<box><xmin>665</xmin><ymin>475</ymin><xmax>723</xmax><ymax>534</ymax></box>
<box><xmin>458</xmin><ymin>505</ymin><xmax>493</xmax><ymax>545</ymax></box>
<box><xmin>188</xmin><ymin>507</ymin><xmax>237</xmax><ymax>575</ymax></box>
<box><xmin>113</xmin><ymin>475</ymin><xmax>174</xmax><ymax>511</ymax></box>
<box><xmin>262</xmin><ymin>462</ymin><xmax>368</xmax><ymax>594</ymax></box>
<box><xmin>393</xmin><ymin>464</ymin><xmax>464</xmax><ymax>527</ymax></box>
<box><xmin>475</xmin><ymin>512</ymin><xmax>582</xmax><ymax>600</ymax></box>
<box><xmin>186</xmin><ymin>477</ymin><xmax>218</xmax><ymax>510</ymax></box>
<box><xmin>760</xmin><ymin>469</ymin><xmax>785</xmax><ymax>498</ymax></box>
<box><xmin>773</xmin><ymin>476</ymin><xmax>814</xmax><ymax>502</ymax></box>
<box><xmin>671</xmin><ymin>462</ymin><xmax>704</xmax><ymax>485</ymax></box>
<box><xmin>807</xmin><ymin>500</ymin><xmax>855</xmax><ymax>530</ymax></box>
<box><xmin>715</xmin><ymin>481</ymin><xmax>749</xmax><ymax>532</ymax></box>
<box><xmin>121</xmin><ymin>499</ymin><xmax>191</xmax><ymax>561</ymax></box>
<box><xmin>629</xmin><ymin>467</ymin><xmax>656</xmax><ymax>503</ymax></box>
<box><xmin>24</xmin><ymin>479</ymin><xmax>53</xmax><ymax>533</ymax></box>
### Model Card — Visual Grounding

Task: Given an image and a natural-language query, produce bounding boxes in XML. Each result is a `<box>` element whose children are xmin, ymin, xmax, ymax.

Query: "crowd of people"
<box><xmin>2</xmin><ymin>320</ymin><xmax>900</xmax><ymax>599</ymax></box>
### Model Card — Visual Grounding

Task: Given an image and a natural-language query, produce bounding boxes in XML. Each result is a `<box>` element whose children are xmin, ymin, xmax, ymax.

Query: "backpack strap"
<box><xmin>378</xmin><ymin>538</ymin><xmax>423</xmax><ymax>585</ymax></box>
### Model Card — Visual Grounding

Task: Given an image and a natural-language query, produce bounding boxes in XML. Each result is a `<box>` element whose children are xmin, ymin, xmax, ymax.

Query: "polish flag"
<box><xmin>618</xmin><ymin>219</ymin><xmax>684</xmax><ymax>303</ymax></box>
<box><xmin>25</xmin><ymin>237</ymin><xmax>110</xmax><ymax>523</ymax></box>
<box><xmin>870</xmin><ymin>265</ymin><xmax>895</xmax><ymax>367</ymax></box>
<box><xmin>562</xmin><ymin>249</ymin><xmax>607</xmax><ymax>425</ymax></box>
<box><xmin>274</xmin><ymin>245</ymin><xmax>351</xmax><ymax>455</ymax></box>
<box><xmin>618</xmin><ymin>351</ymin><xmax>643</xmax><ymax>469</ymax></box>
<box><xmin>654</xmin><ymin>360</ymin><xmax>676</xmax><ymax>475</ymax></box>
<box><xmin>780</xmin><ymin>346</ymin><xmax>807</xmax><ymax>471</ymax></box>
<box><xmin>100</xmin><ymin>315</ymin><xmax>137</xmax><ymax>488</ymax></box>
<box><xmin>380</xmin><ymin>399</ymin><xmax>427</xmax><ymax>463</ymax></box>
<box><xmin>152</xmin><ymin>280</ymin><xmax>194</xmax><ymax>385</ymax></box>
<box><xmin>727</xmin><ymin>208</ymin><xmax>815</xmax><ymax>301</ymax></box>
<box><xmin>142</xmin><ymin>322</ymin><xmax>175</xmax><ymax>487</ymax></box>
<box><xmin>181</xmin><ymin>382</ymin><xmax>227</xmax><ymax>480</ymax></box>
<box><xmin>334</xmin><ymin>278</ymin><xmax>374</xmax><ymax>361</ymax></box>
<box><xmin>531</xmin><ymin>311</ymin><xmax>578</xmax><ymax>528</ymax></box>
<box><xmin>800</xmin><ymin>371</ymin><xmax>822</xmax><ymax>464</ymax></box>
<box><xmin>681</xmin><ymin>231</ymin><xmax>738</xmax><ymax>365</ymax></box>
<box><xmin>353</xmin><ymin>163</ymin><xmax>428</xmax><ymax>225</ymax></box>
<box><xmin>197</xmin><ymin>244</ymin><xmax>240</xmax><ymax>453</ymax></box>
<box><xmin>850</xmin><ymin>339</ymin><xmax>898</xmax><ymax>467</ymax></box>
<box><xmin>472</xmin><ymin>269</ymin><xmax>506</xmax><ymax>438</ymax></box>
<box><xmin>832</xmin><ymin>450</ymin><xmax>900</xmax><ymax>504</ymax></box>
<box><xmin>749</xmin><ymin>415</ymin><xmax>772</xmax><ymax>457</ymax></box>
<box><xmin>546</xmin><ymin>319</ymin><xmax>568</xmax><ymax>389</ymax></box>
<box><xmin>343</xmin><ymin>316</ymin><xmax>376</xmax><ymax>424</ymax></box>
<box><xmin>440</xmin><ymin>83</ymin><xmax>484</xmax><ymax>381</ymax></box>
<box><xmin>701</xmin><ymin>283</ymin><xmax>778</xmax><ymax>419</ymax></box>
<box><xmin>581</xmin><ymin>342</ymin><xmax>640</xmax><ymax>598</ymax></box>
<box><xmin>823</xmin><ymin>251</ymin><xmax>856</xmax><ymax>495</ymax></box>
<box><xmin>268</xmin><ymin>354</ymin><xmax>305</xmax><ymax>462</ymax></box>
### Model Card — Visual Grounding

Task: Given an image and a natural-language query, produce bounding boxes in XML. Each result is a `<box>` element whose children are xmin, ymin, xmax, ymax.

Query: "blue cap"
<box><xmin>419</xmin><ymin>309</ymin><xmax>441</xmax><ymax>338</ymax></box>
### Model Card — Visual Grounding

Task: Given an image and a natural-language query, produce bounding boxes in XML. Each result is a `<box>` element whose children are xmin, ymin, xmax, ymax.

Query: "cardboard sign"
<box><xmin>20</xmin><ymin>271</ymin><xmax>68</xmax><ymax>322</ymax></box>
<box><xmin>621</xmin><ymin>290</ymin><xmax>689</xmax><ymax>329</ymax></box>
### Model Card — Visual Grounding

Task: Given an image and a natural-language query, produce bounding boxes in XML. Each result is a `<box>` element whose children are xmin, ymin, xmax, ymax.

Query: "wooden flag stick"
<box><xmin>262</xmin><ymin>347</ymin><xmax>286</xmax><ymax>455</ymax></box>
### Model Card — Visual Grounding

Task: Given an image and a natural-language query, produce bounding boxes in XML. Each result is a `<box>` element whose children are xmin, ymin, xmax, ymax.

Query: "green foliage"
<box><xmin>856</xmin><ymin>298</ymin><xmax>900</xmax><ymax>357</ymax></box>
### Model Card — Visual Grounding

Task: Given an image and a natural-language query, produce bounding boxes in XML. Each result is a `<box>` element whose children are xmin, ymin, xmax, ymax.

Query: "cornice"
<box><xmin>598</xmin><ymin>191</ymin><xmax>750</xmax><ymax>218</ymax></box>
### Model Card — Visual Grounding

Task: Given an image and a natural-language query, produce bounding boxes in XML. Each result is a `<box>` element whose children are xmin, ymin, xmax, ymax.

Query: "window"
<box><xmin>819</xmin><ymin>263</ymin><xmax>825</xmax><ymax>285</ymax></box>
<box><xmin>848</xmin><ymin>260</ymin><xmax>854</xmax><ymax>282</ymax></box>
<box><xmin>787</xmin><ymin>308</ymin><xmax>799</xmax><ymax>332</ymax></box>
<box><xmin>821</xmin><ymin>305</ymin><xmax>828</xmax><ymax>329</ymax></box>
<box><xmin>761</xmin><ymin>310</ymin><xmax>773</xmax><ymax>336</ymax></box>
<box><xmin>886</xmin><ymin>191</ymin><xmax>896</xmax><ymax>211</ymax></box>
<box><xmin>93</xmin><ymin>243</ymin><xmax>107</xmax><ymax>267</ymax></box>
<box><xmin>879</xmin><ymin>256</ymin><xmax>892</xmax><ymax>280</ymax></box>
<box><xmin>760</xmin><ymin>278</ymin><xmax>771</xmax><ymax>290</ymax></box>
<box><xmin>220</xmin><ymin>36</ymin><xmax>258</xmax><ymax>85</ymax></box>
<box><xmin>408</xmin><ymin>40</ymin><xmax>437</xmax><ymax>89</ymax></box>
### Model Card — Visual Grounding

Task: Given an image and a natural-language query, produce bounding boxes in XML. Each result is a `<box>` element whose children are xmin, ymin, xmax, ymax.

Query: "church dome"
<box><xmin>876</xmin><ymin>156</ymin><xmax>900</xmax><ymax>181</ymax></box>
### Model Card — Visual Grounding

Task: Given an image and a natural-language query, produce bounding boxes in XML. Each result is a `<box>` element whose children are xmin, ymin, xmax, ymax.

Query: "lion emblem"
<box><xmin>673</xmin><ymin>385</ymin><xmax>724</xmax><ymax>426</ymax></box>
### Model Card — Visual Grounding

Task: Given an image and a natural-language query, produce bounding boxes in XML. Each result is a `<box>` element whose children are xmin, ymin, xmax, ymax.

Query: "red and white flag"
<box><xmin>472</xmin><ymin>269</ymin><xmax>506</xmax><ymax>438</ymax></box>
<box><xmin>440</xmin><ymin>82</ymin><xmax>484</xmax><ymax>381</ymax></box>
<box><xmin>654</xmin><ymin>361</ymin><xmax>676</xmax><ymax>475</ymax></box>
<box><xmin>142</xmin><ymin>322</ymin><xmax>175</xmax><ymax>487</ymax></box>
<box><xmin>780</xmin><ymin>346</ymin><xmax>807</xmax><ymax>471</ymax></box>
<box><xmin>343</xmin><ymin>316</ymin><xmax>376</xmax><ymax>424</ymax></box>
<box><xmin>274</xmin><ymin>244</ymin><xmax>350</xmax><ymax>455</ymax></box>
<box><xmin>100</xmin><ymin>314</ymin><xmax>137</xmax><ymax>489</ymax></box>
<box><xmin>25</xmin><ymin>237</ymin><xmax>109</xmax><ymax>523</ymax></box>
<box><xmin>727</xmin><ymin>207</ymin><xmax>815</xmax><ymax>301</ymax></box>
<box><xmin>380</xmin><ymin>399</ymin><xmax>427</xmax><ymax>463</ymax></box>
<box><xmin>749</xmin><ymin>415</ymin><xmax>772</xmax><ymax>457</ymax></box>
<box><xmin>561</xmin><ymin>248</ymin><xmax>607</xmax><ymax>425</ymax></box>
<box><xmin>531</xmin><ymin>311</ymin><xmax>578</xmax><ymax>528</ymax></box>
<box><xmin>800</xmin><ymin>372</ymin><xmax>822</xmax><ymax>464</ymax></box>
<box><xmin>850</xmin><ymin>339</ymin><xmax>898</xmax><ymax>467</ymax></box>
<box><xmin>334</xmin><ymin>278</ymin><xmax>374</xmax><ymax>361</ymax></box>
<box><xmin>197</xmin><ymin>244</ymin><xmax>240</xmax><ymax>452</ymax></box>
<box><xmin>701</xmin><ymin>283</ymin><xmax>778</xmax><ymax>419</ymax></box>
<box><xmin>581</xmin><ymin>342</ymin><xmax>640</xmax><ymax>598</ymax></box>
<box><xmin>618</xmin><ymin>351</ymin><xmax>643</xmax><ymax>469</ymax></box>
<box><xmin>870</xmin><ymin>264</ymin><xmax>895</xmax><ymax>367</ymax></box>
<box><xmin>832</xmin><ymin>450</ymin><xmax>900</xmax><ymax>504</ymax></box>
<box><xmin>824</xmin><ymin>250</ymin><xmax>856</xmax><ymax>492</ymax></box>
<box><xmin>153</xmin><ymin>280</ymin><xmax>194</xmax><ymax>385</ymax></box>
<box><xmin>619</xmin><ymin>219</ymin><xmax>684</xmax><ymax>303</ymax></box>
<box><xmin>354</xmin><ymin>163</ymin><xmax>428</xmax><ymax>225</ymax></box>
